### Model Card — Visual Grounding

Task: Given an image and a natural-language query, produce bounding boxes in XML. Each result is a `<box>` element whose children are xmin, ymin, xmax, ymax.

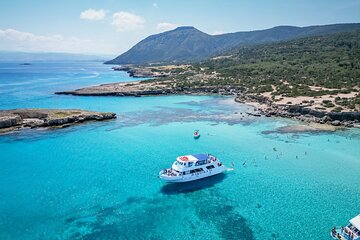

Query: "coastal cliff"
<box><xmin>0</xmin><ymin>109</ymin><xmax>116</xmax><ymax>133</ymax></box>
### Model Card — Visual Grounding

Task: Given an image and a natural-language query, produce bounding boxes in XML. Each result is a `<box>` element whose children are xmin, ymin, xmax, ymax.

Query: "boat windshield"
<box><xmin>175</xmin><ymin>161</ymin><xmax>184</xmax><ymax>166</ymax></box>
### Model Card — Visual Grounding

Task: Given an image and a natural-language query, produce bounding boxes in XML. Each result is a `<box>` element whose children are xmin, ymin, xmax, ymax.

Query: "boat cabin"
<box><xmin>173</xmin><ymin>154</ymin><xmax>218</xmax><ymax>169</ymax></box>
<box><xmin>159</xmin><ymin>153</ymin><xmax>226</xmax><ymax>182</ymax></box>
<box><xmin>162</xmin><ymin>154</ymin><xmax>221</xmax><ymax>177</ymax></box>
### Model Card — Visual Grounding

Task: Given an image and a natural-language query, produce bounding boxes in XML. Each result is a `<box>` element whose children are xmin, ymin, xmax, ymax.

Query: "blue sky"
<box><xmin>0</xmin><ymin>0</ymin><xmax>359</xmax><ymax>54</ymax></box>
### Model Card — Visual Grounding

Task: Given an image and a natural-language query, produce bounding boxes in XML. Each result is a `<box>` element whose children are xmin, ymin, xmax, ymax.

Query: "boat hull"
<box><xmin>160</xmin><ymin>165</ymin><xmax>226</xmax><ymax>183</ymax></box>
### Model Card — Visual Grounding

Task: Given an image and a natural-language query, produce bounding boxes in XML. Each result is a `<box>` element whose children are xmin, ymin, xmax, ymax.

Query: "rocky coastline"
<box><xmin>55</xmin><ymin>78</ymin><xmax>360</xmax><ymax>129</ymax></box>
<box><xmin>55</xmin><ymin>80</ymin><xmax>243</xmax><ymax>97</ymax></box>
<box><xmin>0</xmin><ymin>109</ymin><xmax>116</xmax><ymax>134</ymax></box>
<box><xmin>235</xmin><ymin>95</ymin><xmax>360</xmax><ymax>128</ymax></box>
<box><xmin>112</xmin><ymin>66</ymin><xmax>171</xmax><ymax>78</ymax></box>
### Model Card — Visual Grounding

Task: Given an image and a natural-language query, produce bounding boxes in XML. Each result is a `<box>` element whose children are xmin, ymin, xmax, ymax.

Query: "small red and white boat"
<box><xmin>193</xmin><ymin>130</ymin><xmax>200</xmax><ymax>139</ymax></box>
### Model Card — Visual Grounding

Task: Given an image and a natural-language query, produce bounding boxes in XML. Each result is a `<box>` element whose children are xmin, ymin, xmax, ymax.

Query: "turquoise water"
<box><xmin>0</xmin><ymin>62</ymin><xmax>359</xmax><ymax>239</ymax></box>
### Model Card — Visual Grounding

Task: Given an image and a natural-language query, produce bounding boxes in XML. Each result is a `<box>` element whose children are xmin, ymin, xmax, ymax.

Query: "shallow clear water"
<box><xmin>0</xmin><ymin>62</ymin><xmax>359</xmax><ymax>239</ymax></box>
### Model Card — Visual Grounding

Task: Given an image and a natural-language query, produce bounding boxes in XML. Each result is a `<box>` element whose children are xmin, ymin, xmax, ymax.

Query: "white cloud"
<box><xmin>156</xmin><ymin>22</ymin><xmax>179</xmax><ymax>32</ymax></box>
<box><xmin>152</xmin><ymin>3</ymin><xmax>158</xmax><ymax>8</ymax></box>
<box><xmin>0</xmin><ymin>28</ymin><xmax>111</xmax><ymax>54</ymax></box>
<box><xmin>212</xmin><ymin>31</ymin><xmax>226</xmax><ymax>35</ymax></box>
<box><xmin>80</xmin><ymin>9</ymin><xmax>106</xmax><ymax>20</ymax></box>
<box><xmin>111</xmin><ymin>12</ymin><xmax>145</xmax><ymax>32</ymax></box>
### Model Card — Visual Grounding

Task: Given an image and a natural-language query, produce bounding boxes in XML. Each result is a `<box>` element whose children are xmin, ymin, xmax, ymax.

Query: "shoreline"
<box><xmin>234</xmin><ymin>95</ymin><xmax>360</xmax><ymax>128</ymax></box>
<box><xmin>0</xmin><ymin>109</ymin><xmax>116</xmax><ymax>134</ymax></box>
<box><xmin>55</xmin><ymin>77</ymin><xmax>360</xmax><ymax>129</ymax></box>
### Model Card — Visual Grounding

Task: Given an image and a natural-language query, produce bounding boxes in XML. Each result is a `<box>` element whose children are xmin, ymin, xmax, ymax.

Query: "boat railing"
<box><xmin>161</xmin><ymin>168</ymin><xmax>180</xmax><ymax>177</ymax></box>
<box><xmin>333</xmin><ymin>226</ymin><xmax>359</xmax><ymax>240</ymax></box>
<box><xmin>207</xmin><ymin>154</ymin><xmax>218</xmax><ymax>162</ymax></box>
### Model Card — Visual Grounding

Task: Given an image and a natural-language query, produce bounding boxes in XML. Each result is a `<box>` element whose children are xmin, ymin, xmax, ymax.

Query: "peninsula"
<box><xmin>0</xmin><ymin>109</ymin><xmax>116</xmax><ymax>134</ymax></box>
<box><xmin>57</xmin><ymin>26</ymin><xmax>360</xmax><ymax>128</ymax></box>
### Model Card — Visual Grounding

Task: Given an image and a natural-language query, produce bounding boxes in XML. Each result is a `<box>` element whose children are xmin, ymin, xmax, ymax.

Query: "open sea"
<box><xmin>0</xmin><ymin>61</ymin><xmax>359</xmax><ymax>240</ymax></box>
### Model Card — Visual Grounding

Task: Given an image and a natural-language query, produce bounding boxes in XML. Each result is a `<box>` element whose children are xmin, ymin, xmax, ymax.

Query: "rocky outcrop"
<box><xmin>0</xmin><ymin>114</ymin><xmax>22</xmax><ymax>128</ymax></box>
<box><xmin>256</xmin><ymin>104</ymin><xmax>360</xmax><ymax>128</ymax></box>
<box><xmin>55</xmin><ymin>80</ymin><xmax>245</xmax><ymax>97</ymax></box>
<box><xmin>287</xmin><ymin>105</ymin><xmax>360</xmax><ymax>121</ymax></box>
<box><xmin>0</xmin><ymin>109</ymin><xmax>116</xmax><ymax>133</ymax></box>
<box><xmin>112</xmin><ymin>66</ymin><xmax>170</xmax><ymax>78</ymax></box>
<box><xmin>286</xmin><ymin>105</ymin><xmax>360</xmax><ymax>122</ymax></box>
<box><xmin>234</xmin><ymin>94</ymin><xmax>360</xmax><ymax>128</ymax></box>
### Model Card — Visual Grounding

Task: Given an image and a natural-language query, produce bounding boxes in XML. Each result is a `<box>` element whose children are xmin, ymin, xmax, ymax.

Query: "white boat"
<box><xmin>159</xmin><ymin>153</ymin><xmax>227</xmax><ymax>183</ymax></box>
<box><xmin>330</xmin><ymin>214</ymin><xmax>360</xmax><ymax>240</ymax></box>
<box><xmin>193</xmin><ymin>130</ymin><xmax>200</xmax><ymax>139</ymax></box>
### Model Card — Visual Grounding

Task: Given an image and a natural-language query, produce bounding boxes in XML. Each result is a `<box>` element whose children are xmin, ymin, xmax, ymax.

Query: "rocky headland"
<box><xmin>235</xmin><ymin>94</ymin><xmax>360</xmax><ymax>128</ymax></box>
<box><xmin>0</xmin><ymin>109</ymin><xmax>116</xmax><ymax>134</ymax></box>
<box><xmin>55</xmin><ymin>79</ymin><xmax>242</xmax><ymax>97</ymax></box>
<box><xmin>112</xmin><ymin>64</ymin><xmax>191</xmax><ymax>78</ymax></box>
<box><xmin>112</xmin><ymin>66</ymin><xmax>169</xmax><ymax>78</ymax></box>
<box><xmin>55</xmin><ymin>78</ymin><xmax>360</xmax><ymax>129</ymax></box>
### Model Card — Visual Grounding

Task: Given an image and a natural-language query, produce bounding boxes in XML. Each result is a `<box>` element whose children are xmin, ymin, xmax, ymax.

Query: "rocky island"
<box><xmin>0</xmin><ymin>109</ymin><xmax>116</xmax><ymax>134</ymax></box>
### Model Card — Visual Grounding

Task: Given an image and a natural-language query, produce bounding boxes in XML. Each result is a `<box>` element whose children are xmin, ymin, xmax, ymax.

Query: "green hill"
<box><xmin>162</xmin><ymin>30</ymin><xmax>360</xmax><ymax>111</ymax></box>
<box><xmin>106</xmin><ymin>23</ymin><xmax>360</xmax><ymax>65</ymax></box>
<box><xmin>197</xmin><ymin>30</ymin><xmax>360</xmax><ymax>95</ymax></box>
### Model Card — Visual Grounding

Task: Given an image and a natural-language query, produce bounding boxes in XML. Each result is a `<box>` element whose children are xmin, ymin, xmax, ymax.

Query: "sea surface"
<box><xmin>0</xmin><ymin>62</ymin><xmax>359</xmax><ymax>240</ymax></box>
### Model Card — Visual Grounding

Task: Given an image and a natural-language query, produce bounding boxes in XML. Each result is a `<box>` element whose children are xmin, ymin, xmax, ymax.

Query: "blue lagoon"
<box><xmin>0</xmin><ymin>62</ymin><xmax>359</xmax><ymax>239</ymax></box>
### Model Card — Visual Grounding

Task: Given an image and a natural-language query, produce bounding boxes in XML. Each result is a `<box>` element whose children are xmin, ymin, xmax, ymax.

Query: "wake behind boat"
<box><xmin>159</xmin><ymin>153</ymin><xmax>226</xmax><ymax>183</ymax></box>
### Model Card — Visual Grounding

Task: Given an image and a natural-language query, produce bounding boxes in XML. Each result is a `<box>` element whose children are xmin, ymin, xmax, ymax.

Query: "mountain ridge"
<box><xmin>106</xmin><ymin>23</ymin><xmax>360</xmax><ymax>65</ymax></box>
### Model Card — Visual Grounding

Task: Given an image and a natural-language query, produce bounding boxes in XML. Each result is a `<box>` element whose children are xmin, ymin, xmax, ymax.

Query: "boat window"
<box><xmin>189</xmin><ymin>162</ymin><xmax>193</xmax><ymax>167</ymax></box>
<box><xmin>190</xmin><ymin>170</ymin><xmax>196</xmax><ymax>174</ymax></box>
<box><xmin>195</xmin><ymin>160</ymin><xmax>206</xmax><ymax>166</ymax></box>
<box><xmin>206</xmin><ymin>165</ymin><xmax>215</xmax><ymax>169</ymax></box>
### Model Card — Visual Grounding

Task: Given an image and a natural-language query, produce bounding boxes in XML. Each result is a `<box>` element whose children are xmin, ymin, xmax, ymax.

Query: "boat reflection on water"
<box><xmin>160</xmin><ymin>173</ymin><xmax>227</xmax><ymax>195</ymax></box>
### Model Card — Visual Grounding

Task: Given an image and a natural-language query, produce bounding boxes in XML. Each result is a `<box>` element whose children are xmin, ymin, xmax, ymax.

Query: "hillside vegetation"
<box><xmin>164</xmin><ymin>30</ymin><xmax>360</xmax><ymax>111</ymax></box>
<box><xmin>201</xmin><ymin>30</ymin><xmax>359</xmax><ymax>93</ymax></box>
